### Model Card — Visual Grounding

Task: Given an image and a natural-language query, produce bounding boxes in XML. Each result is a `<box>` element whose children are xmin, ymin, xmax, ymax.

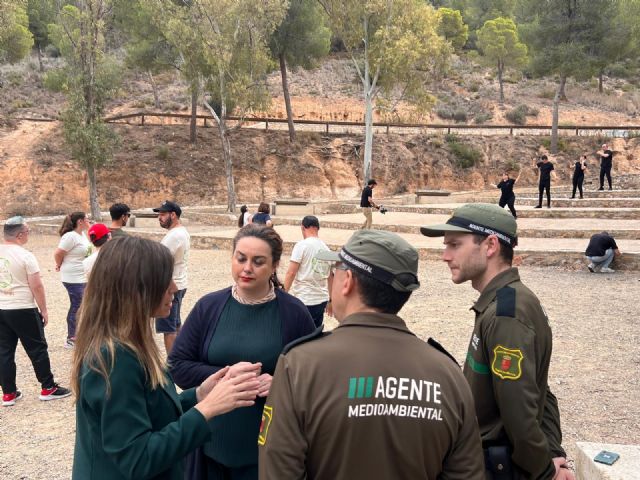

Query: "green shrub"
<box><xmin>5</xmin><ymin>71</ymin><xmax>23</xmax><ymax>87</ymax></box>
<box><xmin>157</xmin><ymin>145</ymin><xmax>170</xmax><ymax>160</ymax></box>
<box><xmin>43</xmin><ymin>69</ymin><xmax>67</xmax><ymax>92</ymax></box>
<box><xmin>44</xmin><ymin>44</ymin><xmax>60</xmax><ymax>57</ymax></box>
<box><xmin>474</xmin><ymin>112</ymin><xmax>492</xmax><ymax>124</ymax></box>
<box><xmin>608</xmin><ymin>64</ymin><xmax>632</xmax><ymax>79</ymax></box>
<box><xmin>540</xmin><ymin>137</ymin><xmax>569</xmax><ymax>153</ymax></box>
<box><xmin>436</xmin><ymin>107</ymin><xmax>453</xmax><ymax>120</ymax></box>
<box><xmin>537</xmin><ymin>88</ymin><xmax>555</xmax><ymax>99</ymax></box>
<box><xmin>506</xmin><ymin>105</ymin><xmax>527</xmax><ymax>125</ymax></box>
<box><xmin>446</xmin><ymin>134</ymin><xmax>481</xmax><ymax>168</ymax></box>
<box><xmin>452</xmin><ymin>108</ymin><xmax>468</xmax><ymax>123</ymax></box>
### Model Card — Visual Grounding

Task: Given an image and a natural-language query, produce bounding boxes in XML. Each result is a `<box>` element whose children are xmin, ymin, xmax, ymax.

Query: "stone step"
<box><xmin>513</xmin><ymin>197</ymin><xmax>640</xmax><ymax>208</ymax></box>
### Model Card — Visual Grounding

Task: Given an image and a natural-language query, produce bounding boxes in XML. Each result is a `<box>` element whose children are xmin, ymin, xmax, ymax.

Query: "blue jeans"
<box><xmin>306</xmin><ymin>301</ymin><xmax>328</xmax><ymax>328</ymax></box>
<box><xmin>62</xmin><ymin>282</ymin><xmax>86</xmax><ymax>339</ymax></box>
<box><xmin>155</xmin><ymin>289</ymin><xmax>186</xmax><ymax>333</ymax></box>
<box><xmin>586</xmin><ymin>248</ymin><xmax>614</xmax><ymax>269</ymax></box>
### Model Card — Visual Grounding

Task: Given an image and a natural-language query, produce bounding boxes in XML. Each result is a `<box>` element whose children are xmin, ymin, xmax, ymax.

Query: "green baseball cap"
<box><xmin>420</xmin><ymin>203</ymin><xmax>518</xmax><ymax>247</ymax></box>
<box><xmin>315</xmin><ymin>230</ymin><xmax>420</xmax><ymax>292</ymax></box>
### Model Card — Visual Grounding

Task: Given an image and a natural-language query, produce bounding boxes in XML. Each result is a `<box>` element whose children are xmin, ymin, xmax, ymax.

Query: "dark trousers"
<box><xmin>498</xmin><ymin>195</ymin><xmax>517</xmax><ymax>218</ymax></box>
<box><xmin>538</xmin><ymin>180</ymin><xmax>551</xmax><ymax>207</ymax></box>
<box><xmin>572</xmin><ymin>175</ymin><xmax>584</xmax><ymax>198</ymax></box>
<box><xmin>0</xmin><ymin>308</ymin><xmax>55</xmax><ymax>393</ymax></box>
<box><xmin>62</xmin><ymin>282</ymin><xmax>85</xmax><ymax>339</ymax></box>
<box><xmin>204</xmin><ymin>457</ymin><xmax>257</xmax><ymax>480</ymax></box>
<box><xmin>600</xmin><ymin>165</ymin><xmax>612</xmax><ymax>189</ymax></box>
<box><xmin>305</xmin><ymin>301</ymin><xmax>328</xmax><ymax>328</ymax></box>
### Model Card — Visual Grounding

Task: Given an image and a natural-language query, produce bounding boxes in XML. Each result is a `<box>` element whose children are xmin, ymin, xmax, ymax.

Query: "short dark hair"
<box><xmin>3</xmin><ymin>218</ymin><xmax>26</xmax><ymax>239</ymax></box>
<box><xmin>301</xmin><ymin>215</ymin><xmax>320</xmax><ymax>229</ymax></box>
<box><xmin>109</xmin><ymin>203</ymin><xmax>130</xmax><ymax>221</ymax></box>
<box><xmin>540</xmin><ymin>154</ymin><xmax>548</xmax><ymax>161</ymax></box>
<box><xmin>472</xmin><ymin>234</ymin><xmax>513</xmax><ymax>265</ymax></box>
<box><xmin>258</xmin><ymin>202</ymin><xmax>270</xmax><ymax>214</ymax></box>
<box><xmin>367</xmin><ymin>179</ymin><xmax>377</xmax><ymax>186</ymax></box>
<box><xmin>350</xmin><ymin>269</ymin><xmax>412</xmax><ymax>314</ymax></box>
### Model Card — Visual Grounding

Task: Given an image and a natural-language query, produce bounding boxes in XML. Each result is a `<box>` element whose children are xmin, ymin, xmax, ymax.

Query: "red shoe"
<box><xmin>39</xmin><ymin>384</ymin><xmax>72</xmax><ymax>401</ymax></box>
<box><xmin>2</xmin><ymin>390</ymin><xmax>23</xmax><ymax>406</ymax></box>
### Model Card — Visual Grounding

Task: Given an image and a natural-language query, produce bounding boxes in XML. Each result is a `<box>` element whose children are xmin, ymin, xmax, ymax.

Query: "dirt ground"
<box><xmin>1</xmin><ymin>234</ymin><xmax>639</xmax><ymax>479</ymax></box>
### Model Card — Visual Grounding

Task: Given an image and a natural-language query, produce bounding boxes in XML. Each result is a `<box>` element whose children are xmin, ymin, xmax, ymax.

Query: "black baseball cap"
<box><xmin>315</xmin><ymin>230</ymin><xmax>420</xmax><ymax>292</ymax></box>
<box><xmin>420</xmin><ymin>203</ymin><xmax>517</xmax><ymax>247</ymax></box>
<box><xmin>153</xmin><ymin>200</ymin><xmax>182</xmax><ymax>217</ymax></box>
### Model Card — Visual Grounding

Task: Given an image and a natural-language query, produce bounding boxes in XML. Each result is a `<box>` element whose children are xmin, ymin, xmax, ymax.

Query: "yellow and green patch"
<box><xmin>491</xmin><ymin>345</ymin><xmax>523</xmax><ymax>380</ymax></box>
<box><xmin>257</xmin><ymin>405</ymin><xmax>273</xmax><ymax>446</ymax></box>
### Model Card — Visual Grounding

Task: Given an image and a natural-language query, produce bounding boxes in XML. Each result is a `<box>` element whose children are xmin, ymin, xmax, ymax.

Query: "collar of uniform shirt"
<box><xmin>337</xmin><ymin>312</ymin><xmax>416</xmax><ymax>337</ymax></box>
<box><xmin>471</xmin><ymin>267</ymin><xmax>520</xmax><ymax>314</ymax></box>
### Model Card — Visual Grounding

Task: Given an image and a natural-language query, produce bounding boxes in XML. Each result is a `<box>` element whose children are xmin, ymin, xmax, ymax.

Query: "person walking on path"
<box><xmin>1</xmin><ymin>216</ymin><xmax>72</xmax><ymax>406</ymax></box>
<box><xmin>360</xmin><ymin>179</ymin><xmax>379</xmax><ymax>229</ymax></box>
<box><xmin>54</xmin><ymin>212</ymin><xmax>91</xmax><ymax>349</ymax></box>
<box><xmin>585</xmin><ymin>231</ymin><xmax>620</xmax><ymax>273</ymax></box>
<box><xmin>421</xmin><ymin>203</ymin><xmax>574</xmax><ymax>480</ymax></box>
<box><xmin>259</xmin><ymin>230</ymin><xmax>484</xmax><ymax>480</ymax></box>
<box><xmin>570</xmin><ymin>156</ymin><xmax>587</xmax><ymax>199</ymax></box>
<box><xmin>534</xmin><ymin>155</ymin><xmax>556</xmax><ymax>209</ymax></box>
<box><xmin>153</xmin><ymin>200</ymin><xmax>190</xmax><ymax>355</ymax></box>
<box><xmin>495</xmin><ymin>170</ymin><xmax>521</xmax><ymax>218</ymax></box>
<box><xmin>283</xmin><ymin>216</ymin><xmax>331</xmax><ymax>327</ymax></box>
<box><xmin>596</xmin><ymin>143</ymin><xmax>614</xmax><ymax>190</ymax></box>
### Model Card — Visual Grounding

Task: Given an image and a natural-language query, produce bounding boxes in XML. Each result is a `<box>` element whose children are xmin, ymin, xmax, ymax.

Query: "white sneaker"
<box><xmin>600</xmin><ymin>267</ymin><xmax>615</xmax><ymax>273</ymax></box>
<box><xmin>587</xmin><ymin>263</ymin><xmax>595</xmax><ymax>273</ymax></box>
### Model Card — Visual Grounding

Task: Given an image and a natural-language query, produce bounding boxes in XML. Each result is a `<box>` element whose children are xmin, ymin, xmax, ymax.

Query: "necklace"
<box><xmin>231</xmin><ymin>283</ymin><xmax>276</xmax><ymax>305</ymax></box>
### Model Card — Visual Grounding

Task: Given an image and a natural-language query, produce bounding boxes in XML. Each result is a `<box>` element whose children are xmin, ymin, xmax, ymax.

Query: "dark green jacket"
<box><xmin>463</xmin><ymin>268</ymin><xmax>565</xmax><ymax>480</ymax></box>
<box><xmin>72</xmin><ymin>345</ymin><xmax>211</xmax><ymax>480</ymax></box>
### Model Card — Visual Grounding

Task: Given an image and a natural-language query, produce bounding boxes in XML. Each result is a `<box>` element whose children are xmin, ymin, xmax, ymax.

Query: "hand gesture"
<box><xmin>552</xmin><ymin>457</ymin><xmax>575</xmax><ymax>480</ymax></box>
<box><xmin>257</xmin><ymin>373</ymin><xmax>273</xmax><ymax>398</ymax></box>
<box><xmin>227</xmin><ymin>361</ymin><xmax>262</xmax><ymax>378</ymax></box>
<box><xmin>195</xmin><ymin>372</ymin><xmax>260</xmax><ymax>420</ymax></box>
<box><xmin>196</xmin><ymin>366</ymin><xmax>230</xmax><ymax>402</ymax></box>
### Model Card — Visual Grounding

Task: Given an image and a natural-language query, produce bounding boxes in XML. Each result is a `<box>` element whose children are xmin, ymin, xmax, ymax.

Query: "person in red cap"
<box><xmin>83</xmin><ymin>224</ymin><xmax>111</xmax><ymax>278</ymax></box>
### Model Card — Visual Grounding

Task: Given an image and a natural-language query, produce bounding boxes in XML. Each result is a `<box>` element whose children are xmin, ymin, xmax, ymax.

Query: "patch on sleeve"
<box><xmin>257</xmin><ymin>405</ymin><xmax>273</xmax><ymax>446</ymax></box>
<box><xmin>491</xmin><ymin>345</ymin><xmax>523</xmax><ymax>380</ymax></box>
<box><xmin>496</xmin><ymin>286</ymin><xmax>516</xmax><ymax>317</ymax></box>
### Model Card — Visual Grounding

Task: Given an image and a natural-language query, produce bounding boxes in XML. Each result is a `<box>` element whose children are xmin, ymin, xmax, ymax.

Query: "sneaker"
<box><xmin>587</xmin><ymin>263</ymin><xmax>595</xmax><ymax>273</ymax></box>
<box><xmin>598</xmin><ymin>187</ymin><xmax>604</xmax><ymax>191</ymax></box>
<box><xmin>2</xmin><ymin>390</ymin><xmax>23</xmax><ymax>406</ymax></box>
<box><xmin>64</xmin><ymin>338</ymin><xmax>75</xmax><ymax>349</ymax></box>
<box><xmin>534</xmin><ymin>205</ymin><xmax>542</xmax><ymax>209</ymax></box>
<box><xmin>600</xmin><ymin>267</ymin><xmax>615</xmax><ymax>273</ymax></box>
<box><xmin>39</xmin><ymin>384</ymin><xmax>72</xmax><ymax>401</ymax></box>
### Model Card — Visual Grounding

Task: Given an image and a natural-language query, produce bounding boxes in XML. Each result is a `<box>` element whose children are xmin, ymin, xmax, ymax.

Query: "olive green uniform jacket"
<box><xmin>72</xmin><ymin>346</ymin><xmax>211</xmax><ymax>480</ymax></box>
<box><xmin>464</xmin><ymin>268</ymin><xmax>565</xmax><ymax>479</ymax></box>
<box><xmin>259</xmin><ymin>312</ymin><xmax>485</xmax><ymax>480</ymax></box>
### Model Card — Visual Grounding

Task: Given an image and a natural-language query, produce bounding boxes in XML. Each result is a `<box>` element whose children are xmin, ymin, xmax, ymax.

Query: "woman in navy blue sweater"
<box><xmin>169</xmin><ymin>225</ymin><xmax>315</xmax><ymax>480</ymax></box>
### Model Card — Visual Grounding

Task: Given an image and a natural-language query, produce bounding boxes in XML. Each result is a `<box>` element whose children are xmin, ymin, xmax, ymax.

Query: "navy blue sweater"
<box><xmin>168</xmin><ymin>287</ymin><xmax>315</xmax><ymax>389</ymax></box>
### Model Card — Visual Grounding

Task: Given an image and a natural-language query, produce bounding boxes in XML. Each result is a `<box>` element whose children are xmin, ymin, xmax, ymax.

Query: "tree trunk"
<box><xmin>190</xmin><ymin>86</ymin><xmax>198</xmax><ymax>144</ymax></box>
<box><xmin>148</xmin><ymin>71</ymin><xmax>160</xmax><ymax>109</ymax></box>
<box><xmin>598</xmin><ymin>70</ymin><xmax>604</xmax><ymax>94</ymax></box>
<box><xmin>87</xmin><ymin>162</ymin><xmax>102</xmax><ymax>221</ymax></box>
<box><xmin>37</xmin><ymin>44</ymin><xmax>44</xmax><ymax>72</ymax></box>
<box><xmin>558</xmin><ymin>76</ymin><xmax>567</xmax><ymax>101</ymax></box>
<box><xmin>498</xmin><ymin>62</ymin><xmax>504</xmax><ymax>104</ymax></box>
<box><xmin>279</xmin><ymin>53</ymin><xmax>296</xmax><ymax>143</ymax></box>
<box><xmin>551</xmin><ymin>76</ymin><xmax>565</xmax><ymax>154</ymax></box>
<box><xmin>363</xmin><ymin>88</ymin><xmax>374</xmax><ymax>183</ymax></box>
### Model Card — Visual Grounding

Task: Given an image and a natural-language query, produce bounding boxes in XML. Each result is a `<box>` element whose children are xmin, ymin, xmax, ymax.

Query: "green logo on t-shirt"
<box><xmin>0</xmin><ymin>258</ymin><xmax>13</xmax><ymax>289</ymax></box>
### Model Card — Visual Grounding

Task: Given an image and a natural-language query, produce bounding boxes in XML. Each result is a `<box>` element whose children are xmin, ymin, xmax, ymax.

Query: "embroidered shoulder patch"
<box><xmin>491</xmin><ymin>345</ymin><xmax>524</xmax><ymax>380</ymax></box>
<box><xmin>257</xmin><ymin>405</ymin><xmax>273</xmax><ymax>446</ymax></box>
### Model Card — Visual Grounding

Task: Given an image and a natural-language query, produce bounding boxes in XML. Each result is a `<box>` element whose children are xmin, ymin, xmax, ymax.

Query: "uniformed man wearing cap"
<box><xmin>421</xmin><ymin>203</ymin><xmax>574</xmax><ymax>480</ymax></box>
<box><xmin>258</xmin><ymin>230</ymin><xmax>484</xmax><ymax>480</ymax></box>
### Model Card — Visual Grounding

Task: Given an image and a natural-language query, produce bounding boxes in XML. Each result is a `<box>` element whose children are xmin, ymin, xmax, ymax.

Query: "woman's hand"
<box><xmin>257</xmin><ymin>373</ymin><xmax>273</xmax><ymax>398</ymax></box>
<box><xmin>196</xmin><ymin>366</ymin><xmax>230</xmax><ymax>402</ymax></box>
<box><xmin>195</xmin><ymin>372</ymin><xmax>260</xmax><ymax>420</ymax></box>
<box><xmin>227</xmin><ymin>361</ymin><xmax>262</xmax><ymax>378</ymax></box>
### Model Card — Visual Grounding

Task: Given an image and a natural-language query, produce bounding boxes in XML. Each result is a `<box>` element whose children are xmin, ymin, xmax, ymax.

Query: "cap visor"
<box><xmin>152</xmin><ymin>208</ymin><xmax>164</xmax><ymax>213</ymax></box>
<box><xmin>420</xmin><ymin>224</ymin><xmax>473</xmax><ymax>237</ymax></box>
<box><xmin>315</xmin><ymin>250</ymin><xmax>340</xmax><ymax>262</ymax></box>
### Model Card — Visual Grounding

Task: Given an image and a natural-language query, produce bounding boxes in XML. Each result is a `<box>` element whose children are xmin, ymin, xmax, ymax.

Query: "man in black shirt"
<box><xmin>495</xmin><ymin>171</ymin><xmax>521</xmax><ymax>218</ymax></box>
<box><xmin>534</xmin><ymin>155</ymin><xmax>556</xmax><ymax>209</ymax></box>
<box><xmin>585</xmin><ymin>231</ymin><xmax>620</xmax><ymax>273</ymax></box>
<box><xmin>360</xmin><ymin>179</ymin><xmax>378</xmax><ymax>229</ymax></box>
<box><xmin>596</xmin><ymin>143</ymin><xmax>614</xmax><ymax>190</ymax></box>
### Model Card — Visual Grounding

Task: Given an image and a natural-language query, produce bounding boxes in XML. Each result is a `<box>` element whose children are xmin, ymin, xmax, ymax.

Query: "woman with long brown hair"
<box><xmin>72</xmin><ymin>236</ymin><xmax>260</xmax><ymax>480</ymax></box>
<box><xmin>169</xmin><ymin>225</ymin><xmax>315</xmax><ymax>480</ymax></box>
<box><xmin>54</xmin><ymin>211</ymin><xmax>91</xmax><ymax>348</ymax></box>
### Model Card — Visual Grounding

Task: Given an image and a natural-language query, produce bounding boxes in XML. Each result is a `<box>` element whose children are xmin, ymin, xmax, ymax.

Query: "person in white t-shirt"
<box><xmin>284</xmin><ymin>216</ymin><xmax>331</xmax><ymax>327</ymax></box>
<box><xmin>0</xmin><ymin>216</ymin><xmax>72</xmax><ymax>406</ymax></box>
<box><xmin>238</xmin><ymin>205</ymin><xmax>252</xmax><ymax>228</ymax></box>
<box><xmin>153</xmin><ymin>200</ymin><xmax>190</xmax><ymax>355</ymax></box>
<box><xmin>83</xmin><ymin>223</ymin><xmax>111</xmax><ymax>278</ymax></box>
<box><xmin>54</xmin><ymin>212</ymin><xmax>91</xmax><ymax>349</ymax></box>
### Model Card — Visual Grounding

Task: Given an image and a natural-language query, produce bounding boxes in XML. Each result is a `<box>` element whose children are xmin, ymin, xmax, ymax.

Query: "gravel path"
<box><xmin>1</xmin><ymin>235</ymin><xmax>639</xmax><ymax>479</ymax></box>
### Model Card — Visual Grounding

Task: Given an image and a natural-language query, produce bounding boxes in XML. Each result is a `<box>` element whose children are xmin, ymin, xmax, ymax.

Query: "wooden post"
<box><xmin>265</xmin><ymin>120</ymin><xmax>269</xmax><ymax>131</ymax></box>
<box><xmin>386</xmin><ymin>124</ymin><xmax>390</xmax><ymax>134</ymax></box>
<box><xmin>326</xmin><ymin>123</ymin><xmax>329</xmax><ymax>134</ymax></box>
<box><xmin>141</xmin><ymin>115</ymin><xmax>145</xmax><ymax>126</ymax></box>
<box><xmin>510</xmin><ymin>128</ymin><xmax>513</xmax><ymax>136</ymax></box>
